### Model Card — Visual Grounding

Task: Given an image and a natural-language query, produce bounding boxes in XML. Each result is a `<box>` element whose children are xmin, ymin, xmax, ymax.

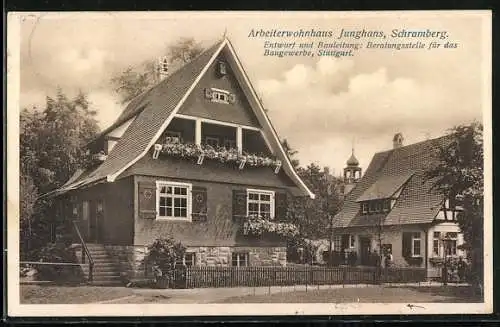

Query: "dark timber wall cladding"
<box><xmin>68</xmin><ymin>177</ymin><xmax>134</xmax><ymax>245</ymax></box>
<box><xmin>133</xmin><ymin>174</ymin><xmax>289</xmax><ymax>248</ymax></box>
<box><xmin>178</xmin><ymin>52</ymin><xmax>261</xmax><ymax>127</ymax></box>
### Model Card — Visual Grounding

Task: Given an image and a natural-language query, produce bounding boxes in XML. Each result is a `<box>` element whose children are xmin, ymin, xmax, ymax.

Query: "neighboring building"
<box><xmin>45</xmin><ymin>38</ymin><xmax>314</xmax><ymax>284</ymax></box>
<box><xmin>332</xmin><ymin>133</ymin><xmax>465</xmax><ymax>279</ymax></box>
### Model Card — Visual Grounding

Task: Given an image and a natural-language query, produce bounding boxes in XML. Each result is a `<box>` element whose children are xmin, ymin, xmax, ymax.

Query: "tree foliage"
<box><xmin>111</xmin><ymin>37</ymin><xmax>204</xmax><ymax>104</ymax></box>
<box><xmin>20</xmin><ymin>89</ymin><xmax>100</xmax><ymax>258</ymax></box>
<box><xmin>425</xmin><ymin>121</ymin><xmax>484</xmax><ymax>289</ymax></box>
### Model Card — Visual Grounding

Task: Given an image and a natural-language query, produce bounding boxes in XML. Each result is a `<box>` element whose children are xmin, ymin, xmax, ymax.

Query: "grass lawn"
<box><xmin>218</xmin><ymin>285</ymin><xmax>483</xmax><ymax>303</ymax></box>
<box><xmin>20</xmin><ymin>285</ymin><xmax>134</xmax><ymax>304</ymax></box>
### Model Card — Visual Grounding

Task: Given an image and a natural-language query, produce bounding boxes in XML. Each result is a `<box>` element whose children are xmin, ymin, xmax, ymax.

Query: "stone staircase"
<box><xmin>74</xmin><ymin>243</ymin><xmax>124</xmax><ymax>286</ymax></box>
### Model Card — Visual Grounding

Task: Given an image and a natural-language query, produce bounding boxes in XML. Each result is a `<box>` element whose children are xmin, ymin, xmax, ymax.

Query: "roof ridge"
<box><xmin>92</xmin><ymin>40</ymin><xmax>225</xmax><ymax>142</ymax></box>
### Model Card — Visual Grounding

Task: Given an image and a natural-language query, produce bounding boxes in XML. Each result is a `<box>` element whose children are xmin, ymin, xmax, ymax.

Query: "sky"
<box><xmin>18</xmin><ymin>12</ymin><xmax>487</xmax><ymax>176</ymax></box>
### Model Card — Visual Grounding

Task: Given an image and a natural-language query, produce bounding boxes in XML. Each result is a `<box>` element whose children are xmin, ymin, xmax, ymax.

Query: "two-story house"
<box><xmin>46</xmin><ymin>38</ymin><xmax>315</xmax><ymax>284</ymax></box>
<box><xmin>332</xmin><ymin>133</ymin><xmax>465</xmax><ymax>279</ymax></box>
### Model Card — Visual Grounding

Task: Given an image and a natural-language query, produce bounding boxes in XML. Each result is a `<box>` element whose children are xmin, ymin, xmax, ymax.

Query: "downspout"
<box><xmin>424</xmin><ymin>228</ymin><xmax>429</xmax><ymax>279</ymax></box>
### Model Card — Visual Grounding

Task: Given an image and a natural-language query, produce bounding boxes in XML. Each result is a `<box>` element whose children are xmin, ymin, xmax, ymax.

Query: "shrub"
<box><xmin>146</xmin><ymin>237</ymin><xmax>186</xmax><ymax>278</ymax></box>
<box><xmin>35</xmin><ymin>242</ymin><xmax>83</xmax><ymax>283</ymax></box>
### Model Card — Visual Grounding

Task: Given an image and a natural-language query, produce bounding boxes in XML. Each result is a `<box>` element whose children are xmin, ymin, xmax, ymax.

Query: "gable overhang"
<box><xmin>105</xmin><ymin>40</ymin><xmax>228</xmax><ymax>183</ymax></box>
<box><xmin>92</xmin><ymin>38</ymin><xmax>314</xmax><ymax>199</ymax></box>
<box><xmin>223</xmin><ymin>39</ymin><xmax>315</xmax><ymax>199</ymax></box>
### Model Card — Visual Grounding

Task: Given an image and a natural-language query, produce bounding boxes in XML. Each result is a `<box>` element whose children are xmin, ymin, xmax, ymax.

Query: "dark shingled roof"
<box><xmin>333</xmin><ymin>135</ymin><xmax>452</xmax><ymax>228</ymax></box>
<box><xmin>356</xmin><ymin>171</ymin><xmax>413</xmax><ymax>202</ymax></box>
<box><xmin>63</xmin><ymin>41</ymin><xmax>224</xmax><ymax>189</ymax></box>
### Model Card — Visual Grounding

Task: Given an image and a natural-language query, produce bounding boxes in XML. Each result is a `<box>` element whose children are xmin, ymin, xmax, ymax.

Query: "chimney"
<box><xmin>393</xmin><ymin>133</ymin><xmax>404</xmax><ymax>149</ymax></box>
<box><xmin>157</xmin><ymin>56</ymin><xmax>169</xmax><ymax>81</ymax></box>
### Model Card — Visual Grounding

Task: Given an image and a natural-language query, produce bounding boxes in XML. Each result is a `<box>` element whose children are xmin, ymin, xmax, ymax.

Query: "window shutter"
<box><xmin>204</xmin><ymin>88</ymin><xmax>213</xmax><ymax>99</ymax></box>
<box><xmin>274</xmin><ymin>192</ymin><xmax>288</xmax><ymax>221</ymax></box>
<box><xmin>138</xmin><ymin>182</ymin><xmax>156</xmax><ymax>219</ymax></box>
<box><xmin>228</xmin><ymin>93</ymin><xmax>236</xmax><ymax>104</ymax></box>
<box><xmin>192</xmin><ymin>186</ymin><xmax>207</xmax><ymax>222</ymax></box>
<box><xmin>402</xmin><ymin>232</ymin><xmax>412</xmax><ymax>259</ymax></box>
<box><xmin>232</xmin><ymin>190</ymin><xmax>247</xmax><ymax>222</ymax></box>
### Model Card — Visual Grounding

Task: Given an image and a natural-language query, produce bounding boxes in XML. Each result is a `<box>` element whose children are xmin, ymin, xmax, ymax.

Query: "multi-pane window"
<box><xmin>232</xmin><ymin>252</ymin><xmax>249</xmax><ymax>267</ymax></box>
<box><xmin>211</xmin><ymin>90</ymin><xmax>230</xmax><ymax>104</ymax></box>
<box><xmin>361</xmin><ymin>199</ymin><xmax>393</xmax><ymax>214</ymax></box>
<box><xmin>247</xmin><ymin>189</ymin><xmax>274</xmax><ymax>219</ymax></box>
<box><xmin>333</xmin><ymin>235</ymin><xmax>342</xmax><ymax>251</ymax></box>
<box><xmin>164</xmin><ymin>131</ymin><xmax>182</xmax><ymax>144</ymax></box>
<box><xmin>445</xmin><ymin>232</ymin><xmax>458</xmax><ymax>256</ymax></box>
<box><xmin>433</xmin><ymin>231</ymin><xmax>441</xmax><ymax>256</ymax></box>
<box><xmin>157</xmin><ymin>182</ymin><xmax>192</xmax><ymax>220</ymax></box>
<box><xmin>176</xmin><ymin>252</ymin><xmax>196</xmax><ymax>267</ymax></box>
<box><xmin>349</xmin><ymin>235</ymin><xmax>355</xmax><ymax>248</ymax></box>
<box><xmin>411</xmin><ymin>232</ymin><xmax>422</xmax><ymax>257</ymax></box>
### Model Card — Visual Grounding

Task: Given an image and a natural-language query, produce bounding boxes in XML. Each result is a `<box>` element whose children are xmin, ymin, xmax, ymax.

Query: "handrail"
<box><xmin>72</xmin><ymin>220</ymin><xmax>94</xmax><ymax>282</ymax></box>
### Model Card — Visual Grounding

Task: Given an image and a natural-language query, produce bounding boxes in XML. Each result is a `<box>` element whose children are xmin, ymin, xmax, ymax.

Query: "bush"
<box><xmin>35</xmin><ymin>242</ymin><xmax>83</xmax><ymax>283</ymax></box>
<box><xmin>146</xmin><ymin>237</ymin><xmax>186</xmax><ymax>279</ymax></box>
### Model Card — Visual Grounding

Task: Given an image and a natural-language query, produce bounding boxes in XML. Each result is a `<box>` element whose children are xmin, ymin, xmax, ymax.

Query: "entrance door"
<box><xmin>88</xmin><ymin>200</ymin><xmax>99</xmax><ymax>243</ymax></box>
<box><xmin>359</xmin><ymin>236</ymin><xmax>372</xmax><ymax>266</ymax></box>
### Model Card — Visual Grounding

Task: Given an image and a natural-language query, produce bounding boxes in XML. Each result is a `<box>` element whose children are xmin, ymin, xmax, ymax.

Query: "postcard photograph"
<box><xmin>6</xmin><ymin>10</ymin><xmax>492</xmax><ymax>317</ymax></box>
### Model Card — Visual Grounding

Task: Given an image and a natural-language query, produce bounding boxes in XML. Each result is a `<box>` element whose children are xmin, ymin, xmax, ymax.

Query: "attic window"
<box><xmin>361</xmin><ymin>199</ymin><xmax>392</xmax><ymax>215</ymax></box>
<box><xmin>217</xmin><ymin>61</ymin><xmax>227</xmax><ymax>76</ymax></box>
<box><xmin>204</xmin><ymin>88</ymin><xmax>236</xmax><ymax>104</ymax></box>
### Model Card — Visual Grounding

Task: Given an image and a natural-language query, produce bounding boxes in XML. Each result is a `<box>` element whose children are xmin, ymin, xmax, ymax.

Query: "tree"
<box><xmin>20</xmin><ymin>89</ymin><xmax>100</xmax><ymax>258</ymax></box>
<box><xmin>425</xmin><ymin>121</ymin><xmax>484</xmax><ymax>291</ymax></box>
<box><xmin>281</xmin><ymin>138</ymin><xmax>300</xmax><ymax>169</ymax></box>
<box><xmin>111</xmin><ymin>37</ymin><xmax>204</xmax><ymax>104</ymax></box>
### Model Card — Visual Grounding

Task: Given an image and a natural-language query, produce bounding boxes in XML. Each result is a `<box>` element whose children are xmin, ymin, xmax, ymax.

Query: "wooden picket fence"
<box><xmin>167</xmin><ymin>266</ymin><xmax>427</xmax><ymax>289</ymax></box>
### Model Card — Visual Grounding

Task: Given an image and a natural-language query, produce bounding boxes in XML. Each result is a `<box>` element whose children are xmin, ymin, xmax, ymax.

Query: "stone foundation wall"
<box><xmin>190</xmin><ymin>246</ymin><xmax>287</xmax><ymax>267</ymax></box>
<box><xmin>102</xmin><ymin>245</ymin><xmax>287</xmax><ymax>281</ymax></box>
<box><xmin>103</xmin><ymin>245</ymin><xmax>148</xmax><ymax>281</ymax></box>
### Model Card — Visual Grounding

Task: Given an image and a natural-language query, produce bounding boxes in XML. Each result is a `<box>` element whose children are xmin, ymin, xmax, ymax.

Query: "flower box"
<box><xmin>242</xmin><ymin>215</ymin><xmax>299</xmax><ymax>239</ymax></box>
<box><xmin>156</xmin><ymin>142</ymin><xmax>282</xmax><ymax>171</ymax></box>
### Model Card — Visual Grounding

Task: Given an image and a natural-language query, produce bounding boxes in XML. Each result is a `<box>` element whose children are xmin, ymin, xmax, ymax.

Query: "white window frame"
<box><xmin>246</xmin><ymin>189</ymin><xmax>275</xmax><ymax>219</ymax></box>
<box><xmin>445</xmin><ymin>232</ymin><xmax>458</xmax><ymax>256</ymax></box>
<box><xmin>383</xmin><ymin>199</ymin><xmax>391</xmax><ymax>212</ymax></box>
<box><xmin>411</xmin><ymin>232</ymin><xmax>422</xmax><ymax>257</ymax></box>
<box><xmin>177</xmin><ymin>252</ymin><xmax>196</xmax><ymax>267</ymax></box>
<box><xmin>349</xmin><ymin>235</ymin><xmax>355</xmax><ymax>249</ymax></box>
<box><xmin>156</xmin><ymin>181</ymin><xmax>192</xmax><ymax>221</ymax></box>
<box><xmin>361</xmin><ymin>202</ymin><xmax>369</xmax><ymax>214</ymax></box>
<box><xmin>210</xmin><ymin>88</ymin><xmax>230</xmax><ymax>104</ymax></box>
<box><xmin>432</xmin><ymin>231</ymin><xmax>441</xmax><ymax>257</ymax></box>
<box><xmin>232</xmin><ymin>252</ymin><xmax>249</xmax><ymax>267</ymax></box>
<box><xmin>333</xmin><ymin>235</ymin><xmax>342</xmax><ymax>251</ymax></box>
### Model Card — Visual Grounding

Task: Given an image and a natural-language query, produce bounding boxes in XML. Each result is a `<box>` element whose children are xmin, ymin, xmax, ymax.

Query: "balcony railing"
<box><xmin>152</xmin><ymin>142</ymin><xmax>282</xmax><ymax>173</ymax></box>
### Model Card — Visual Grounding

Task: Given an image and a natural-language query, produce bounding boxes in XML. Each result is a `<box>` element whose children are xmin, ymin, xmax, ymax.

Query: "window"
<box><xmin>210</xmin><ymin>89</ymin><xmax>230</xmax><ymax>104</ymax></box>
<box><xmin>383</xmin><ymin>199</ymin><xmax>391</xmax><ymax>212</ymax></box>
<box><xmin>333</xmin><ymin>235</ymin><xmax>342</xmax><ymax>251</ymax></box>
<box><xmin>156</xmin><ymin>181</ymin><xmax>192</xmax><ymax>220</ymax></box>
<box><xmin>375</xmin><ymin>201</ymin><xmax>382</xmax><ymax>212</ymax></box>
<box><xmin>223</xmin><ymin>138</ymin><xmax>237</xmax><ymax>149</ymax></box>
<box><xmin>411</xmin><ymin>232</ymin><xmax>422</xmax><ymax>257</ymax></box>
<box><xmin>205</xmin><ymin>136</ymin><xmax>219</xmax><ymax>148</ymax></box>
<box><xmin>164</xmin><ymin>131</ymin><xmax>182</xmax><ymax>144</ymax></box>
<box><xmin>433</xmin><ymin>231</ymin><xmax>441</xmax><ymax>256</ymax></box>
<box><xmin>247</xmin><ymin>189</ymin><xmax>275</xmax><ymax>219</ymax></box>
<box><xmin>349</xmin><ymin>235</ymin><xmax>355</xmax><ymax>248</ymax></box>
<box><xmin>361</xmin><ymin>202</ymin><xmax>369</xmax><ymax>214</ymax></box>
<box><xmin>232</xmin><ymin>252</ymin><xmax>249</xmax><ymax>267</ymax></box>
<box><xmin>218</xmin><ymin>61</ymin><xmax>227</xmax><ymax>75</ymax></box>
<box><xmin>445</xmin><ymin>232</ymin><xmax>458</xmax><ymax>256</ymax></box>
<box><xmin>369</xmin><ymin>202</ymin><xmax>377</xmax><ymax>213</ymax></box>
<box><xmin>176</xmin><ymin>252</ymin><xmax>196</xmax><ymax>267</ymax></box>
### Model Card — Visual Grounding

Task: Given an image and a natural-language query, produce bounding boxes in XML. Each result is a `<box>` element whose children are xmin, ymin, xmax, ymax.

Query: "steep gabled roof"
<box><xmin>48</xmin><ymin>38</ymin><xmax>315</xmax><ymax>199</ymax></box>
<box><xmin>333</xmin><ymin>135</ymin><xmax>452</xmax><ymax>228</ymax></box>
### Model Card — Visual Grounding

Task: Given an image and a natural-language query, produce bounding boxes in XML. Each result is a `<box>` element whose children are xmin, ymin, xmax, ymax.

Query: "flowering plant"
<box><xmin>242</xmin><ymin>214</ymin><xmax>299</xmax><ymax>239</ymax></box>
<box><xmin>159</xmin><ymin>142</ymin><xmax>281</xmax><ymax>169</ymax></box>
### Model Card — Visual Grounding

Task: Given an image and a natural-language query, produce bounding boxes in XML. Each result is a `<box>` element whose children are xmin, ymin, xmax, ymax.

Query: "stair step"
<box><xmin>90</xmin><ymin>281</ymin><xmax>124</xmax><ymax>286</ymax></box>
<box><xmin>83</xmin><ymin>266</ymin><xmax>120</xmax><ymax>272</ymax></box>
